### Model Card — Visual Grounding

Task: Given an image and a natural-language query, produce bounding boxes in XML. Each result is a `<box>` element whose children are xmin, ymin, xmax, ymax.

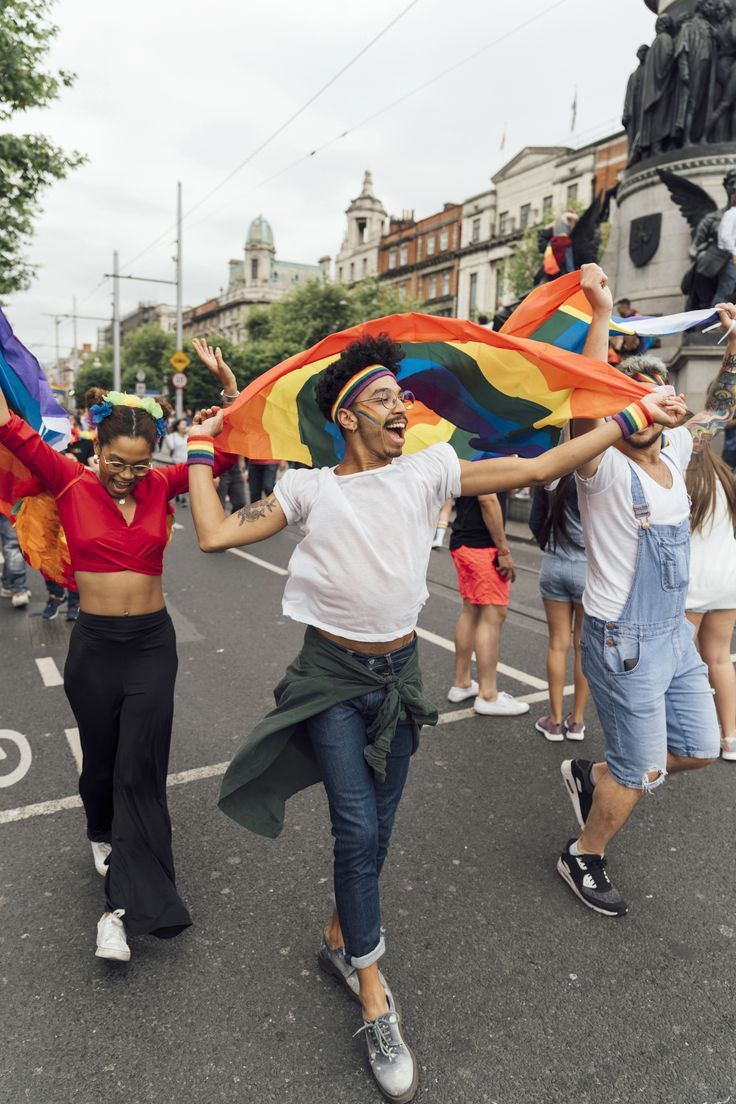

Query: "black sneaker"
<box><xmin>66</xmin><ymin>594</ymin><xmax>80</xmax><ymax>622</ymax></box>
<box><xmin>42</xmin><ymin>595</ymin><xmax>65</xmax><ymax>621</ymax></box>
<box><xmin>557</xmin><ymin>839</ymin><xmax>628</xmax><ymax>917</ymax></box>
<box><xmin>561</xmin><ymin>759</ymin><xmax>595</xmax><ymax>831</ymax></box>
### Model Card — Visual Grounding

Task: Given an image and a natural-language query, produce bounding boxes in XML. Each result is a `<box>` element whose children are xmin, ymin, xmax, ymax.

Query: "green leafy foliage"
<box><xmin>0</xmin><ymin>0</ymin><xmax>85</xmax><ymax>296</ymax></box>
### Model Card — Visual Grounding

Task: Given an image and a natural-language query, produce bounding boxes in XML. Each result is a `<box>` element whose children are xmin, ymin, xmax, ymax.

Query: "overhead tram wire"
<box><xmin>185</xmin><ymin>0</ymin><xmax>575</xmax><ymax>232</ymax></box>
<box><xmin>115</xmin><ymin>0</ymin><xmax>422</xmax><ymax>278</ymax></box>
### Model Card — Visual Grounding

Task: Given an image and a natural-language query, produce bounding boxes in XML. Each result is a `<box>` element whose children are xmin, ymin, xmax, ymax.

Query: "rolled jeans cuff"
<box><xmin>347</xmin><ymin>934</ymin><xmax>385</xmax><ymax>970</ymax></box>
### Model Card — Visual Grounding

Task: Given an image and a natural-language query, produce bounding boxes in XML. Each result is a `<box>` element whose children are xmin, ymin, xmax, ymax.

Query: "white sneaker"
<box><xmin>91</xmin><ymin>841</ymin><xmax>112</xmax><ymax>877</ymax></box>
<box><xmin>0</xmin><ymin>586</ymin><xmax>12</xmax><ymax>598</ymax></box>
<box><xmin>474</xmin><ymin>691</ymin><xmax>530</xmax><ymax>717</ymax></box>
<box><xmin>447</xmin><ymin>679</ymin><xmax>479</xmax><ymax>703</ymax></box>
<box><xmin>11</xmin><ymin>590</ymin><xmax>30</xmax><ymax>608</ymax></box>
<box><xmin>95</xmin><ymin>909</ymin><xmax>130</xmax><ymax>962</ymax></box>
<box><xmin>432</xmin><ymin>525</ymin><xmax>448</xmax><ymax>548</ymax></box>
<box><xmin>721</xmin><ymin>737</ymin><xmax>736</xmax><ymax>762</ymax></box>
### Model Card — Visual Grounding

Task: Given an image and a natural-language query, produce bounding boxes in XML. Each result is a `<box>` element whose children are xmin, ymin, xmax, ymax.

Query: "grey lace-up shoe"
<box><xmin>355</xmin><ymin>989</ymin><xmax>418</xmax><ymax>1103</ymax></box>
<box><xmin>317</xmin><ymin>936</ymin><xmax>389</xmax><ymax>1004</ymax></box>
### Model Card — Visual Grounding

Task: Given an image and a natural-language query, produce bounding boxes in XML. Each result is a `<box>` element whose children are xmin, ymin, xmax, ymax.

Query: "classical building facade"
<box><xmin>455</xmin><ymin>132</ymin><xmax>628</xmax><ymax>319</ymax></box>
<box><xmin>335</xmin><ymin>171</ymin><xmax>388</xmax><ymax>285</ymax></box>
<box><xmin>378</xmin><ymin>202</ymin><xmax>463</xmax><ymax>315</ymax></box>
<box><xmin>99</xmin><ymin>302</ymin><xmax>177</xmax><ymax>347</ymax></box>
<box><xmin>183</xmin><ymin>216</ymin><xmax>329</xmax><ymax>342</ymax></box>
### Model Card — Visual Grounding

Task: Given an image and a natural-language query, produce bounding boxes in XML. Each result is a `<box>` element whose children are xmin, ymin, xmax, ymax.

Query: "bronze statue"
<box><xmin>633</xmin><ymin>17</ymin><xmax>676</xmax><ymax>162</ymax></box>
<box><xmin>709</xmin><ymin>0</ymin><xmax>736</xmax><ymax>140</ymax></box>
<box><xmin>658</xmin><ymin>167</ymin><xmax>736</xmax><ymax>308</ymax></box>
<box><xmin>623</xmin><ymin>44</ymin><xmax>649</xmax><ymax>161</ymax></box>
<box><xmin>673</xmin><ymin>1</ymin><xmax>717</xmax><ymax>147</ymax></box>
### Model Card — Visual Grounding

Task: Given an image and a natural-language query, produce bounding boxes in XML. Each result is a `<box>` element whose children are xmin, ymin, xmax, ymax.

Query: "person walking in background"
<box><xmin>247</xmin><ymin>457</ymin><xmax>280</xmax><ymax>503</ymax></box>
<box><xmin>530</xmin><ymin>474</ymin><xmax>588</xmax><ymax>742</ymax></box>
<box><xmin>0</xmin><ymin>514</ymin><xmax>31</xmax><ymax>608</ymax></box>
<box><xmin>447</xmin><ymin>489</ymin><xmax>530</xmax><ymax>717</ymax></box>
<box><xmin>165</xmin><ymin>418</ymin><xmax>190</xmax><ymax>506</ymax></box>
<box><xmin>685</xmin><ymin>445</ymin><xmax>736</xmax><ymax>762</ymax></box>
<box><xmin>432</xmin><ymin>498</ymin><xmax>454</xmax><ymax>548</ymax></box>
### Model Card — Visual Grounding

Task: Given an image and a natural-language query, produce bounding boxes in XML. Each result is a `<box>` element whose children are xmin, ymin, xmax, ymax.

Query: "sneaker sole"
<box><xmin>560</xmin><ymin>759</ymin><xmax>587</xmax><ymax>832</ymax></box>
<box><xmin>565</xmin><ymin>731</ymin><xmax>586</xmax><ymax>742</ymax></box>
<box><xmin>374</xmin><ymin>1048</ymin><xmax>418</xmax><ymax>1104</ymax></box>
<box><xmin>556</xmin><ymin>858</ymin><xmax>627</xmax><ymax>917</ymax></box>
<box><xmin>95</xmin><ymin>946</ymin><xmax>131</xmax><ymax>962</ymax></box>
<box><xmin>534</xmin><ymin>721</ymin><xmax>564</xmax><ymax>742</ymax></box>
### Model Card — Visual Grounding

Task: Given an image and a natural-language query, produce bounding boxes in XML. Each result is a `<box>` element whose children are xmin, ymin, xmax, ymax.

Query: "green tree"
<box><xmin>0</xmin><ymin>0</ymin><xmax>86</xmax><ymax>296</ymax></box>
<box><xmin>72</xmin><ymin>346</ymin><xmax>113</xmax><ymax>399</ymax></box>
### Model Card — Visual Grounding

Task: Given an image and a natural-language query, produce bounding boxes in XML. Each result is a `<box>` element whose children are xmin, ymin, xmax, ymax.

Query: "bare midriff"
<box><xmin>316</xmin><ymin>628</ymin><xmax>415</xmax><ymax>656</ymax></box>
<box><xmin>75</xmin><ymin>571</ymin><xmax>165</xmax><ymax>617</ymax></box>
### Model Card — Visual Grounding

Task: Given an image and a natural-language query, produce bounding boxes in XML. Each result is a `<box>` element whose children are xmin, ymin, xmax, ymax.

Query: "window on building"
<box><xmin>542</xmin><ymin>195</ymin><xmax>553</xmax><ymax>219</ymax></box>
<box><xmin>427</xmin><ymin>234</ymin><xmax>436</xmax><ymax>256</ymax></box>
<box><xmin>338</xmin><ymin>266</ymin><xmax>343</xmax><ymax>281</ymax></box>
<box><xmin>472</xmin><ymin>218</ymin><xmax>481</xmax><ymax>243</ymax></box>
<box><xmin>428</xmin><ymin>275</ymin><xmax>437</xmax><ymax>299</ymax></box>
<box><xmin>495</xmin><ymin>260</ymin><xmax>507</xmax><ymax>305</ymax></box>
<box><xmin>398</xmin><ymin>283</ymin><xmax>407</xmax><ymax>302</ymax></box>
<box><xmin>251</xmin><ymin>258</ymin><xmax>258</xmax><ymax>281</ymax></box>
<box><xmin>439</xmin><ymin>229</ymin><xmax>449</xmax><ymax>251</ymax></box>
<box><xmin>441</xmin><ymin>271</ymin><xmax>451</xmax><ymax>296</ymax></box>
<box><xmin>399</xmin><ymin>243</ymin><xmax>409</xmax><ymax>266</ymax></box>
<box><xmin>349</xmin><ymin>262</ymin><xmax>355</xmax><ymax>282</ymax></box>
<box><xmin>566</xmin><ymin>182</ymin><xmax>578</xmax><ymax>205</ymax></box>
<box><xmin>416</xmin><ymin>238</ymin><xmax>422</xmax><ymax>260</ymax></box>
<box><xmin>356</xmin><ymin>218</ymin><xmax>367</xmax><ymax>243</ymax></box>
<box><xmin>469</xmin><ymin>272</ymin><xmax>478</xmax><ymax>313</ymax></box>
<box><xmin>388</xmin><ymin>248</ymin><xmax>397</xmax><ymax>268</ymax></box>
<box><xmin>362</xmin><ymin>257</ymin><xmax>368</xmax><ymax>277</ymax></box>
<box><xmin>520</xmin><ymin>203</ymin><xmax>532</xmax><ymax>230</ymax></box>
<box><xmin>498</xmin><ymin>211</ymin><xmax>509</xmax><ymax>235</ymax></box>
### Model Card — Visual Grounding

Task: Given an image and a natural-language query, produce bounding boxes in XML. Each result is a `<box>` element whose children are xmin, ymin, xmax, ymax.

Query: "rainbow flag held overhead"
<box><xmin>500</xmin><ymin>271</ymin><xmax>719</xmax><ymax>352</ymax></box>
<box><xmin>219</xmin><ymin>313</ymin><xmax>649</xmax><ymax>467</ymax></box>
<box><xmin>0</xmin><ymin>309</ymin><xmax>71</xmax><ymax>517</ymax></box>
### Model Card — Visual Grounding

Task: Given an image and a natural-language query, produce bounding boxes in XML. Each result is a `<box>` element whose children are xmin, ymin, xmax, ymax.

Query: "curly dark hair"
<box><xmin>314</xmin><ymin>333</ymin><xmax>404</xmax><ymax>421</ymax></box>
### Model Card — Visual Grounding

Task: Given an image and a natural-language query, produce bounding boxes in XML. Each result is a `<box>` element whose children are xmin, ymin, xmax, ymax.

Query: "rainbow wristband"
<box><xmin>612</xmin><ymin>401</ymin><xmax>653</xmax><ymax>439</ymax></box>
<box><xmin>187</xmin><ymin>435</ymin><xmax>216</xmax><ymax>466</ymax></box>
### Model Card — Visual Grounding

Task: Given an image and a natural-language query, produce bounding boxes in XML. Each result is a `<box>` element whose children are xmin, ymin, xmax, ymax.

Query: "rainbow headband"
<box><xmin>330</xmin><ymin>365</ymin><xmax>395</xmax><ymax>423</ymax></box>
<box><xmin>89</xmin><ymin>391</ymin><xmax>168</xmax><ymax>441</ymax></box>
<box><xmin>631</xmin><ymin>369</ymin><xmax>668</xmax><ymax>388</ymax></box>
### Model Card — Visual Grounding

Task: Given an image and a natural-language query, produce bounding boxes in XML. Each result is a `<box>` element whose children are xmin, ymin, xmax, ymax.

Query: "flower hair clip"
<box><xmin>88</xmin><ymin>391</ymin><xmax>167</xmax><ymax>441</ymax></box>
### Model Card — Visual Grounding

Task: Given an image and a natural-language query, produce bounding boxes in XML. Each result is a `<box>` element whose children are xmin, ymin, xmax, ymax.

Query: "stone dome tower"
<box><xmin>335</xmin><ymin>172</ymin><xmax>387</xmax><ymax>284</ymax></box>
<box><xmin>245</xmin><ymin>214</ymin><xmax>276</xmax><ymax>288</ymax></box>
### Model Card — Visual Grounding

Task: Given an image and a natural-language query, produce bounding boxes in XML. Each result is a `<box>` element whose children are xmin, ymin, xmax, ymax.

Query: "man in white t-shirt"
<box><xmin>558</xmin><ymin>264</ymin><xmax>736</xmax><ymax>920</ymax></box>
<box><xmin>187</xmin><ymin>319</ymin><xmax>682</xmax><ymax>1103</ymax></box>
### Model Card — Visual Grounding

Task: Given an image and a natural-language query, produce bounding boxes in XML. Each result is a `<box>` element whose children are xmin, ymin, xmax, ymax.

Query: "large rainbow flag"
<box><xmin>500</xmin><ymin>271</ymin><xmax>718</xmax><ymax>351</ymax></box>
<box><xmin>219</xmin><ymin>312</ymin><xmax>649</xmax><ymax>466</ymax></box>
<box><xmin>0</xmin><ymin>309</ymin><xmax>71</xmax><ymax>516</ymax></box>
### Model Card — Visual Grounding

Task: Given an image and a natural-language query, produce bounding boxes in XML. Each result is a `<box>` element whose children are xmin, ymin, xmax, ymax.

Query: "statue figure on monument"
<box><xmin>672</xmin><ymin>0</ymin><xmax>717</xmax><ymax>148</ymax></box>
<box><xmin>709</xmin><ymin>0</ymin><xmax>736</xmax><ymax>141</ymax></box>
<box><xmin>632</xmin><ymin>17</ymin><xmax>675</xmax><ymax>163</ymax></box>
<box><xmin>659</xmin><ymin>167</ymin><xmax>736</xmax><ymax>308</ymax></box>
<box><xmin>623</xmin><ymin>44</ymin><xmax>649</xmax><ymax>163</ymax></box>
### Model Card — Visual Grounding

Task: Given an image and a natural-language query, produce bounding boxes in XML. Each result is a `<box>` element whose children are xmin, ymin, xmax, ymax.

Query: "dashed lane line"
<box><xmin>227</xmin><ymin>547</ymin><xmax>288</xmax><ymax>576</ymax></box>
<box><xmin>414</xmin><ymin>626</ymin><xmax>549</xmax><ymax>690</ymax></box>
<box><xmin>64</xmin><ymin>728</ymin><xmax>83</xmax><ymax>774</ymax></box>
<box><xmin>34</xmin><ymin>657</ymin><xmax>63</xmax><ymax>688</ymax></box>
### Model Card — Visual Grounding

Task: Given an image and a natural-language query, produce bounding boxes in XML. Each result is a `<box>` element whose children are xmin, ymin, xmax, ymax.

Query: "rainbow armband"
<box><xmin>187</xmin><ymin>435</ymin><xmax>215</xmax><ymax>466</ymax></box>
<box><xmin>612</xmin><ymin>401</ymin><xmax>654</xmax><ymax>439</ymax></box>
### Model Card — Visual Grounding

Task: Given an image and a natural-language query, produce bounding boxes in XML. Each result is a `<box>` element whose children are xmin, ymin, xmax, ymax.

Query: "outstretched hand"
<box><xmin>192</xmin><ymin>338</ymin><xmax>238</xmax><ymax>394</ymax></box>
<box><xmin>191</xmin><ymin>405</ymin><xmax>225</xmax><ymax>438</ymax></box>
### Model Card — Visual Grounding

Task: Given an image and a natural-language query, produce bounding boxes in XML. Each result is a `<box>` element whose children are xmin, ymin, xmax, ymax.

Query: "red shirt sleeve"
<box><xmin>0</xmin><ymin>413</ymin><xmax>82</xmax><ymax>496</ymax></box>
<box><xmin>155</xmin><ymin>449</ymin><xmax>236</xmax><ymax>499</ymax></box>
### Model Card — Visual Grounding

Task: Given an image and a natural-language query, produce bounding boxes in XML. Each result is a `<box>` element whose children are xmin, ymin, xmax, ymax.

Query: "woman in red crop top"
<box><xmin>0</xmin><ymin>355</ymin><xmax>237</xmax><ymax>963</ymax></box>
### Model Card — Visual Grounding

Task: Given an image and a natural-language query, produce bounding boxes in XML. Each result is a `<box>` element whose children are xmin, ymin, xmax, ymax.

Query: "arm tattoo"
<box><xmin>236</xmin><ymin>494</ymin><xmax>277</xmax><ymax>526</ymax></box>
<box><xmin>686</xmin><ymin>352</ymin><xmax>736</xmax><ymax>452</ymax></box>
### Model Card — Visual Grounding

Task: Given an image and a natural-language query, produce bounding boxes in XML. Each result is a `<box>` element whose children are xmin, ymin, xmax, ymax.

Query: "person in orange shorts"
<box><xmin>447</xmin><ymin>491</ymin><xmax>530</xmax><ymax>717</ymax></box>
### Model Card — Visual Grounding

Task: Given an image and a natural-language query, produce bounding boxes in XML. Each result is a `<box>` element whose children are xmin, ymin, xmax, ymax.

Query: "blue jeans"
<box><xmin>712</xmin><ymin>258</ymin><xmax>736</xmax><ymax>306</ymax></box>
<box><xmin>0</xmin><ymin>515</ymin><xmax>27</xmax><ymax>593</ymax></box>
<box><xmin>306</xmin><ymin>640</ymin><xmax>416</xmax><ymax>968</ymax></box>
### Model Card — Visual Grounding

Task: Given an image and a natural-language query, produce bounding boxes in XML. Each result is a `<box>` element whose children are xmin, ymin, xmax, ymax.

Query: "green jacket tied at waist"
<box><xmin>218</xmin><ymin>626</ymin><xmax>437</xmax><ymax>839</ymax></box>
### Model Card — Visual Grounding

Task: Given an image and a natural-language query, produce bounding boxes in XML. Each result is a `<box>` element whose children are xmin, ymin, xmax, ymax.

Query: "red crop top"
<box><xmin>0</xmin><ymin>413</ymin><xmax>232</xmax><ymax>576</ymax></box>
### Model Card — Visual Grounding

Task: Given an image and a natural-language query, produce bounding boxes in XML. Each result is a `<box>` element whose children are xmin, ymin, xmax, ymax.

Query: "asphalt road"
<box><xmin>1</xmin><ymin>513</ymin><xmax>734</xmax><ymax>1104</ymax></box>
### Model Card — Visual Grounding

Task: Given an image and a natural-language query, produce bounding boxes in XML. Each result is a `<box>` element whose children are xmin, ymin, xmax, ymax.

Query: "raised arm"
<box><xmin>459</xmin><ymin>389</ymin><xmax>687</xmax><ymax>497</ymax></box>
<box><xmin>684</xmin><ymin>302</ymin><xmax>736</xmax><ymax>451</ymax></box>
<box><xmin>570</xmin><ymin>263</ymin><xmax>614</xmax><ymax>477</ymax></box>
<box><xmin>0</xmin><ymin>385</ymin><xmax>80</xmax><ymax>494</ymax></box>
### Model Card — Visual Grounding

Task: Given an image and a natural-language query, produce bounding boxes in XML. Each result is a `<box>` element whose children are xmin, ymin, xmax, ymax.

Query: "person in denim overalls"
<box><xmin>557</xmin><ymin>266</ymin><xmax>736</xmax><ymax>917</ymax></box>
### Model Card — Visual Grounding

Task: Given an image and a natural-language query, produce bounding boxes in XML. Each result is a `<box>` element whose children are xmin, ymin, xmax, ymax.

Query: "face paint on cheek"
<box><xmin>355</xmin><ymin>408</ymin><xmax>382</xmax><ymax>426</ymax></box>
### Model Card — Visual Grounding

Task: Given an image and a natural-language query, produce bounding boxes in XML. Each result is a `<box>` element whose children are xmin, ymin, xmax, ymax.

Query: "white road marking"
<box><xmin>34</xmin><ymin>657</ymin><xmax>63</xmax><ymax>688</ymax></box>
<box><xmin>414</xmin><ymin>626</ymin><xmax>548</xmax><ymax>690</ymax></box>
<box><xmin>64</xmin><ymin>727</ymin><xmax>83</xmax><ymax>774</ymax></box>
<box><xmin>436</xmin><ymin>685</ymin><xmax>573</xmax><ymax>724</ymax></box>
<box><xmin>0</xmin><ymin>730</ymin><xmax>33</xmax><ymax>788</ymax></box>
<box><xmin>173</xmin><ymin>522</ymin><xmax>184</xmax><ymax>530</ymax></box>
<box><xmin>227</xmin><ymin>548</ymin><xmax>288</xmax><ymax>576</ymax></box>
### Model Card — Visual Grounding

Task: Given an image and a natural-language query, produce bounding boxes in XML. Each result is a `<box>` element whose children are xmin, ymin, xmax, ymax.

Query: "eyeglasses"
<box><xmin>354</xmin><ymin>389</ymin><xmax>415</xmax><ymax>412</ymax></box>
<box><xmin>99</xmin><ymin>454</ymin><xmax>153</xmax><ymax>478</ymax></box>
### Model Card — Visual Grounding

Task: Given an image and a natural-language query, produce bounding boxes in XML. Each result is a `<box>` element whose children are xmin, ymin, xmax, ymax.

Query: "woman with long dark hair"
<box><xmin>685</xmin><ymin>446</ymin><xmax>736</xmax><ymax>761</ymax></box>
<box><xmin>530</xmin><ymin>474</ymin><xmax>589</xmax><ymax>741</ymax></box>
<box><xmin>0</xmin><ymin>360</ymin><xmax>236</xmax><ymax>960</ymax></box>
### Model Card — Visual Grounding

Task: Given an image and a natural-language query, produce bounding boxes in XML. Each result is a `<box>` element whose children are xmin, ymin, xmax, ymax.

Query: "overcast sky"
<box><xmin>7</xmin><ymin>0</ymin><xmax>654</xmax><ymax>364</ymax></box>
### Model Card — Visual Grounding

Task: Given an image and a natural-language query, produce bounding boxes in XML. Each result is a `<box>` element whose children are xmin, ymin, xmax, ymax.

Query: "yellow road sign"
<box><xmin>169</xmin><ymin>350</ymin><xmax>190</xmax><ymax>371</ymax></box>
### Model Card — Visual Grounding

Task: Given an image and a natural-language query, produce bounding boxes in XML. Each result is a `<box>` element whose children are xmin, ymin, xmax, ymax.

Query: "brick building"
<box><xmin>378</xmin><ymin>203</ymin><xmax>462</xmax><ymax>315</ymax></box>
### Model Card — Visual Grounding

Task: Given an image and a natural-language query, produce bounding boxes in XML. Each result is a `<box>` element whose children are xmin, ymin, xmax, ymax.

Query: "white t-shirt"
<box><xmin>575</xmin><ymin>427</ymin><xmax>693</xmax><ymax>620</ymax></box>
<box><xmin>687</xmin><ymin>479</ymin><xmax>736</xmax><ymax>612</ymax></box>
<box><xmin>274</xmin><ymin>443</ymin><xmax>462</xmax><ymax>641</ymax></box>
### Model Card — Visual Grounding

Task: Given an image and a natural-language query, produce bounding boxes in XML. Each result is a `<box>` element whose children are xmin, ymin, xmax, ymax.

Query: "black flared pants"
<box><xmin>64</xmin><ymin>609</ymin><xmax>191</xmax><ymax>938</ymax></box>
